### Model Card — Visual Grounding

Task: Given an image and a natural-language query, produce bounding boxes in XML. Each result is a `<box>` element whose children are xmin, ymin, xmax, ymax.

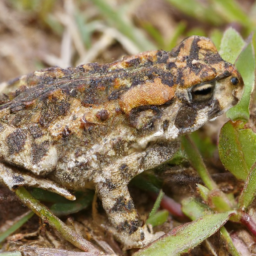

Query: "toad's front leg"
<box><xmin>95</xmin><ymin>176</ymin><xmax>159</xmax><ymax>249</ymax></box>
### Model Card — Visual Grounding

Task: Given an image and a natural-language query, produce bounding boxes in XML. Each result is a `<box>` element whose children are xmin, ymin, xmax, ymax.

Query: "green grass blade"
<box><xmin>0</xmin><ymin>211</ymin><xmax>34</xmax><ymax>243</ymax></box>
<box><xmin>142</xmin><ymin>23</ymin><xmax>165</xmax><ymax>49</ymax></box>
<box><xmin>164</xmin><ymin>0</ymin><xmax>223</xmax><ymax>25</ymax></box>
<box><xmin>89</xmin><ymin>0</ymin><xmax>156</xmax><ymax>51</ymax></box>
<box><xmin>220</xmin><ymin>227</ymin><xmax>241</xmax><ymax>256</ymax></box>
<box><xmin>148</xmin><ymin>190</ymin><xmax>164</xmax><ymax>219</ymax></box>
<box><xmin>213</xmin><ymin>0</ymin><xmax>251</xmax><ymax>27</ymax></box>
<box><xmin>166</xmin><ymin>21</ymin><xmax>186</xmax><ymax>51</ymax></box>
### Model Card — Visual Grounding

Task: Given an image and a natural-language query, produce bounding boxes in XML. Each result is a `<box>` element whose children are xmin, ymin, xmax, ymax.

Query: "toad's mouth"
<box><xmin>208</xmin><ymin>101</ymin><xmax>222</xmax><ymax>120</ymax></box>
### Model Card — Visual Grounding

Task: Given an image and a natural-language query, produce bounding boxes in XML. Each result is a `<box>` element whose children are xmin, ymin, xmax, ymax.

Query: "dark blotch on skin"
<box><xmin>189</xmin><ymin>37</ymin><xmax>200</xmax><ymax>61</ymax></box>
<box><xmin>119</xmin><ymin>163</ymin><xmax>134</xmax><ymax>180</ymax></box>
<box><xmin>39</xmin><ymin>100</ymin><xmax>70</xmax><ymax>127</ymax></box>
<box><xmin>161</xmin><ymin>78</ymin><xmax>173</xmax><ymax>87</ymax></box>
<box><xmin>170</xmin><ymin>41</ymin><xmax>184</xmax><ymax>57</ymax></box>
<box><xmin>117</xmin><ymin>220</ymin><xmax>141</xmax><ymax>235</ymax></box>
<box><xmin>86</xmin><ymin>63</ymin><xmax>103</xmax><ymax>73</ymax></box>
<box><xmin>10</xmin><ymin>104</ymin><xmax>25</xmax><ymax>113</ymax></box>
<box><xmin>111</xmin><ymin>196</ymin><xmax>134</xmax><ymax>212</ymax></box>
<box><xmin>147</xmin><ymin>73</ymin><xmax>158</xmax><ymax>81</ymax></box>
<box><xmin>13</xmin><ymin>175</ymin><xmax>25</xmax><ymax>183</ymax></box>
<box><xmin>0</xmin><ymin>123</ymin><xmax>4</xmax><ymax>132</ymax></box>
<box><xmin>62</xmin><ymin>126</ymin><xmax>71</xmax><ymax>138</ymax></box>
<box><xmin>7</xmin><ymin>129</ymin><xmax>27</xmax><ymax>155</ymax></box>
<box><xmin>176</xmin><ymin>69</ymin><xmax>185</xmax><ymax>86</ymax></box>
<box><xmin>96</xmin><ymin>109</ymin><xmax>109</xmax><ymax>121</ymax></box>
<box><xmin>127</xmin><ymin>200</ymin><xmax>135</xmax><ymax>211</ymax></box>
<box><xmin>204</xmin><ymin>51</ymin><xmax>223</xmax><ymax>64</ymax></box>
<box><xmin>103</xmin><ymin>179</ymin><xmax>117</xmax><ymax>191</ymax></box>
<box><xmin>108</xmin><ymin>88</ymin><xmax>128</xmax><ymax>100</ymax></box>
<box><xmin>11</xmin><ymin>113</ymin><xmax>24</xmax><ymax>127</ymax></box>
<box><xmin>32</xmin><ymin>141</ymin><xmax>50</xmax><ymax>164</ymax></box>
<box><xmin>112</xmin><ymin>139</ymin><xmax>126</xmax><ymax>156</ymax></box>
<box><xmin>175</xmin><ymin>105</ymin><xmax>197</xmax><ymax>129</ymax></box>
<box><xmin>120</xmin><ymin>163</ymin><xmax>129</xmax><ymax>172</ymax></box>
<box><xmin>125</xmin><ymin>58</ymin><xmax>140</xmax><ymax>67</ymax></box>
<box><xmin>57</xmin><ymin>101</ymin><xmax>70</xmax><ymax>116</ymax></box>
<box><xmin>29</xmin><ymin>125</ymin><xmax>44</xmax><ymax>139</ymax></box>
<box><xmin>111</xmin><ymin>197</ymin><xmax>126</xmax><ymax>212</ymax></box>
<box><xmin>156</xmin><ymin>50</ymin><xmax>169</xmax><ymax>63</ymax></box>
<box><xmin>131</xmin><ymin>78</ymin><xmax>145</xmax><ymax>87</ymax></box>
<box><xmin>166</xmin><ymin>62</ymin><xmax>177</xmax><ymax>70</ymax></box>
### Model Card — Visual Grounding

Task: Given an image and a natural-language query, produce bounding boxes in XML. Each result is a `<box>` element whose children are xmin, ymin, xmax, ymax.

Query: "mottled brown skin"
<box><xmin>0</xmin><ymin>36</ymin><xmax>244</xmax><ymax>248</ymax></box>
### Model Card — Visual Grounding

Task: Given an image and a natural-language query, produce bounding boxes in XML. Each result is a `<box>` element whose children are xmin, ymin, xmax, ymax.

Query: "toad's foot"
<box><xmin>0</xmin><ymin>162</ymin><xmax>75</xmax><ymax>200</ymax></box>
<box><xmin>108</xmin><ymin>223</ymin><xmax>164</xmax><ymax>249</ymax></box>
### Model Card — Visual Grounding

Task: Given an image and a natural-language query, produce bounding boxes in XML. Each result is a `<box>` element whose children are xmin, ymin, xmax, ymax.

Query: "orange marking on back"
<box><xmin>119</xmin><ymin>78</ymin><xmax>175</xmax><ymax>114</ymax></box>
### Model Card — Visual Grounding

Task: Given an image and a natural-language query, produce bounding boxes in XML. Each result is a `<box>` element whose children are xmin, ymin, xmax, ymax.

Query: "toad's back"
<box><xmin>0</xmin><ymin>34</ymin><xmax>230</xmax><ymax>131</ymax></box>
<box><xmin>0</xmin><ymin>35</ymin><xmax>241</xmax><ymax>179</ymax></box>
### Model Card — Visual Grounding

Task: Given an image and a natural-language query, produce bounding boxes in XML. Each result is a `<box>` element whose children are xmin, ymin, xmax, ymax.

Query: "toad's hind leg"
<box><xmin>0</xmin><ymin>122</ymin><xmax>57</xmax><ymax>176</ymax></box>
<box><xmin>95</xmin><ymin>176</ymin><xmax>158</xmax><ymax>248</ymax></box>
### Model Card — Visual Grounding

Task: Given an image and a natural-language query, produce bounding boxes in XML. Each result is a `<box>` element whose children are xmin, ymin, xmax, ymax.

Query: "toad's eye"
<box><xmin>190</xmin><ymin>83</ymin><xmax>215</xmax><ymax>102</ymax></box>
<box><xmin>231</xmin><ymin>77</ymin><xmax>239</xmax><ymax>85</ymax></box>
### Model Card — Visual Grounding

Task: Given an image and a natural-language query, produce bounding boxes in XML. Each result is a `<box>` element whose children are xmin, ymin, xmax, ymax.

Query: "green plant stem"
<box><xmin>238</xmin><ymin>161</ymin><xmax>256</xmax><ymax>210</ymax></box>
<box><xmin>220</xmin><ymin>227</ymin><xmax>240</xmax><ymax>256</ymax></box>
<box><xmin>182</xmin><ymin>135</ymin><xmax>218</xmax><ymax>190</ymax></box>
<box><xmin>148</xmin><ymin>190</ymin><xmax>164</xmax><ymax>218</ymax></box>
<box><xmin>182</xmin><ymin>135</ymin><xmax>233</xmax><ymax>210</ymax></box>
<box><xmin>15</xmin><ymin>187</ymin><xmax>100</xmax><ymax>253</ymax></box>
